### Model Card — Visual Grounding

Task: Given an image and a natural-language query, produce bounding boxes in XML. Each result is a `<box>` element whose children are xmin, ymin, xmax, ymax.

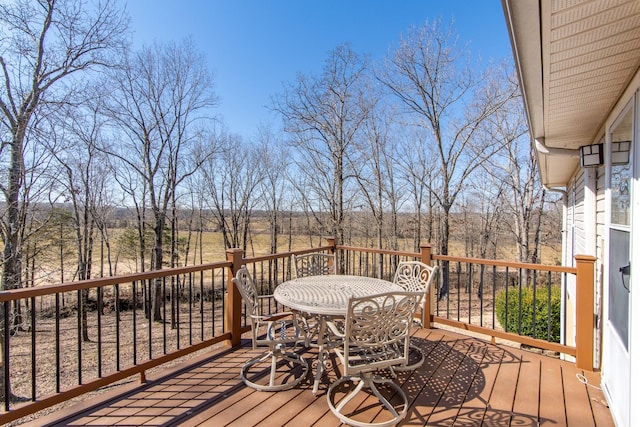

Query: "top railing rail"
<box><xmin>432</xmin><ymin>253</ymin><xmax>577</xmax><ymax>273</ymax></box>
<box><xmin>0</xmin><ymin>261</ymin><xmax>234</xmax><ymax>301</ymax></box>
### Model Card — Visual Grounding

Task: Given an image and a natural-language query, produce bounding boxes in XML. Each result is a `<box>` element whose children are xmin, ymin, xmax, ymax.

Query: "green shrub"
<box><xmin>495</xmin><ymin>284</ymin><xmax>562</xmax><ymax>343</ymax></box>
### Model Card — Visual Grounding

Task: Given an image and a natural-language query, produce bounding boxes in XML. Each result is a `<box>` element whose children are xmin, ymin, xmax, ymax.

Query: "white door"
<box><xmin>603</xmin><ymin>101</ymin><xmax>634</xmax><ymax>427</ymax></box>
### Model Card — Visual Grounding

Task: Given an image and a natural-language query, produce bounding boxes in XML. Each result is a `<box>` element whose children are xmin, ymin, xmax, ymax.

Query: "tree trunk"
<box><xmin>152</xmin><ymin>220</ymin><xmax>164</xmax><ymax>322</ymax></box>
<box><xmin>439</xmin><ymin>205</ymin><xmax>451</xmax><ymax>300</ymax></box>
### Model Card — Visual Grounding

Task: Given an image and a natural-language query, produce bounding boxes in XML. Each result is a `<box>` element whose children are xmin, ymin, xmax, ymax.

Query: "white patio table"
<box><xmin>274</xmin><ymin>275</ymin><xmax>402</xmax><ymax>394</ymax></box>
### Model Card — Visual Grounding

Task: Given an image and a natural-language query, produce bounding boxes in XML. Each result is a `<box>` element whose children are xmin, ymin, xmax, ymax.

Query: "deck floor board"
<box><xmin>538</xmin><ymin>355</ymin><xmax>568</xmax><ymax>427</ymax></box>
<box><xmin>17</xmin><ymin>328</ymin><xmax>613</xmax><ymax>427</ymax></box>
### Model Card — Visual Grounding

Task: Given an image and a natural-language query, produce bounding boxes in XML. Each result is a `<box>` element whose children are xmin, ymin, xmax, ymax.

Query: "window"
<box><xmin>610</xmin><ymin>108</ymin><xmax>633</xmax><ymax>226</ymax></box>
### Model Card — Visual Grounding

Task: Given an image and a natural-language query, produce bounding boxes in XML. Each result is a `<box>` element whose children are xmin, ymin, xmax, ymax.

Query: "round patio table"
<box><xmin>274</xmin><ymin>275</ymin><xmax>401</xmax><ymax>393</ymax></box>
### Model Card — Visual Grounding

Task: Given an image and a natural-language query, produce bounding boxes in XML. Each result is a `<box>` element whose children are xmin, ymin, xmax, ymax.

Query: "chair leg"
<box><xmin>333</xmin><ymin>376</ymin><xmax>367</xmax><ymax>413</ymax></box>
<box><xmin>392</xmin><ymin>342</ymin><xmax>425</xmax><ymax>372</ymax></box>
<box><xmin>241</xmin><ymin>348</ymin><xmax>308</xmax><ymax>392</ymax></box>
<box><xmin>269</xmin><ymin>350</ymin><xmax>278</xmax><ymax>387</ymax></box>
<box><xmin>368</xmin><ymin>376</ymin><xmax>404</xmax><ymax>419</ymax></box>
<box><xmin>327</xmin><ymin>373</ymin><xmax>409</xmax><ymax>427</ymax></box>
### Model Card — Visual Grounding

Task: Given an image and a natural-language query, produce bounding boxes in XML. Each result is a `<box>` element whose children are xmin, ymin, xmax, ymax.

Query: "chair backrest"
<box><xmin>343</xmin><ymin>291</ymin><xmax>421</xmax><ymax>373</ymax></box>
<box><xmin>292</xmin><ymin>252</ymin><xmax>335</xmax><ymax>277</ymax></box>
<box><xmin>232</xmin><ymin>266</ymin><xmax>258</xmax><ymax>316</ymax></box>
<box><xmin>392</xmin><ymin>261</ymin><xmax>438</xmax><ymax>299</ymax></box>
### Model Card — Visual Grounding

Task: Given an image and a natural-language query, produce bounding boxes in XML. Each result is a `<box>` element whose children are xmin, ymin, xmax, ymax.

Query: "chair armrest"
<box><xmin>251</xmin><ymin>311</ymin><xmax>295</xmax><ymax>322</ymax></box>
<box><xmin>325</xmin><ymin>319</ymin><xmax>346</xmax><ymax>338</ymax></box>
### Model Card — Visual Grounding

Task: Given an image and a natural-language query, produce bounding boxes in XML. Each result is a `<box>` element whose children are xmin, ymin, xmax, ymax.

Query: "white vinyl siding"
<box><xmin>595</xmin><ymin>165</ymin><xmax>606</xmax><ymax>369</ymax></box>
<box><xmin>573</xmin><ymin>171</ymin><xmax>586</xmax><ymax>257</ymax></box>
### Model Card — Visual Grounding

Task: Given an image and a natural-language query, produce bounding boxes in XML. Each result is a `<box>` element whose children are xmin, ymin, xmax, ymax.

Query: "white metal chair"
<box><xmin>292</xmin><ymin>252</ymin><xmax>336</xmax><ymax>277</ymax></box>
<box><xmin>392</xmin><ymin>261</ymin><xmax>438</xmax><ymax>372</ymax></box>
<box><xmin>232</xmin><ymin>266</ymin><xmax>309</xmax><ymax>391</ymax></box>
<box><xmin>393</xmin><ymin>261</ymin><xmax>438</xmax><ymax>327</ymax></box>
<box><xmin>291</xmin><ymin>252</ymin><xmax>337</xmax><ymax>346</ymax></box>
<box><xmin>325</xmin><ymin>291</ymin><xmax>421</xmax><ymax>427</ymax></box>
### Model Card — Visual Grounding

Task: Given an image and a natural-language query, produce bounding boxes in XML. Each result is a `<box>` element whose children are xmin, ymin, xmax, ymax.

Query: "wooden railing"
<box><xmin>335</xmin><ymin>243</ymin><xmax>595</xmax><ymax>371</ymax></box>
<box><xmin>0</xmin><ymin>246</ymin><xmax>337</xmax><ymax>425</ymax></box>
<box><xmin>0</xmin><ymin>262</ymin><xmax>232</xmax><ymax>424</ymax></box>
<box><xmin>0</xmin><ymin>241</ymin><xmax>595</xmax><ymax>424</ymax></box>
<box><xmin>429</xmin><ymin>253</ymin><xmax>595</xmax><ymax>364</ymax></box>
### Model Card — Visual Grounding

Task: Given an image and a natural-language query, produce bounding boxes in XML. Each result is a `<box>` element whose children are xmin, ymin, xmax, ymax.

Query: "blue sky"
<box><xmin>121</xmin><ymin>1</ymin><xmax>512</xmax><ymax>138</ymax></box>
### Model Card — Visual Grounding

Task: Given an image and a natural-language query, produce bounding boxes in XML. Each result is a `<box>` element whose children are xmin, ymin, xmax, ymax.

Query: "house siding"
<box><xmin>563</xmin><ymin>165</ymin><xmax>602</xmax><ymax>364</ymax></box>
<box><xmin>563</xmin><ymin>170</ymin><xmax>585</xmax><ymax>350</ymax></box>
<box><xmin>573</xmin><ymin>171</ymin><xmax>586</xmax><ymax>257</ymax></box>
<box><xmin>595</xmin><ymin>166</ymin><xmax>606</xmax><ymax>369</ymax></box>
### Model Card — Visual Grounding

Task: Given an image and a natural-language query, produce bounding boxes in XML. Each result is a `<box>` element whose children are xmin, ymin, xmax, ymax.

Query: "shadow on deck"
<box><xmin>20</xmin><ymin>328</ymin><xmax>613</xmax><ymax>426</ymax></box>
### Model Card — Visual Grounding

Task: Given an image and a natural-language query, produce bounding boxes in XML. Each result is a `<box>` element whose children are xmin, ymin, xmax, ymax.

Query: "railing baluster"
<box><xmin>133</xmin><ymin>281</ymin><xmax>137</xmax><ymax>366</ymax></box>
<box><xmin>532</xmin><ymin>269</ymin><xmax>537</xmax><ymax>340</ymax></box>
<box><xmin>31</xmin><ymin>296</ymin><xmax>36</xmax><ymax>401</ymax></box>
<box><xmin>479</xmin><ymin>265</ymin><xmax>484</xmax><ymax>327</ymax></box>
<box><xmin>456</xmin><ymin>261</ymin><xmax>461</xmax><ymax>321</ymax></box>
<box><xmin>97</xmin><ymin>286</ymin><xmax>102</xmax><ymax>378</ymax></box>
<box><xmin>222</xmin><ymin>268</ymin><xmax>227</xmax><ymax>332</ymax></box>
<box><xmin>176</xmin><ymin>276</ymin><xmax>180</xmax><ymax>350</ymax></box>
<box><xmin>115</xmin><ymin>284</ymin><xmax>120</xmax><ymax>371</ymax></box>
<box><xmin>518</xmin><ymin>268</ymin><xmax>523</xmax><ymax>336</ymax></box>
<box><xmin>4</xmin><ymin>301</ymin><xmax>10</xmax><ymax>411</ymax></box>
<box><xmin>163</xmin><ymin>278</ymin><xmax>167</xmax><ymax>355</ymax></box>
<box><xmin>505</xmin><ymin>267</ymin><xmax>509</xmax><ymax>335</ymax></box>
<box><xmin>148</xmin><ymin>279</ymin><xmax>153</xmax><ymax>359</ymax></box>
<box><xmin>200</xmin><ymin>270</ymin><xmax>205</xmax><ymax>342</ymax></box>
<box><xmin>491</xmin><ymin>265</ymin><xmax>496</xmax><ymax>329</ymax></box>
<box><xmin>548</xmin><ymin>270</ymin><xmax>552</xmax><ymax>341</ymax></box>
<box><xmin>468</xmin><ymin>262</ymin><xmax>472</xmax><ymax>324</ymax></box>
<box><xmin>77</xmin><ymin>289</ymin><xmax>82</xmax><ymax>385</ymax></box>
<box><xmin>189</xmin><ymin>272</ymin><xmax>193</xmax><ymax>346</ymax></box>
<box><xmin>211</xmin><ymin>269</ymin><xmax>216</xmax><ymax>334</ymax></box>
<box><xmin>446</xmin><ymin>262</ymin><xmax>450</xmax><ymax>319</ymax></box>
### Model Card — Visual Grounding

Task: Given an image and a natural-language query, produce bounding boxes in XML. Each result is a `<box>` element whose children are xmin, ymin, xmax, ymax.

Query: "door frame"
<box><xmin>602</xmin><ymin>96</ymin><xmax>635</xmax><ymax>427</ymax></box>
<box><xmin>629</xmin><ymin>90</ymin><xmax>640</xmax><ymax>427</ymax></box>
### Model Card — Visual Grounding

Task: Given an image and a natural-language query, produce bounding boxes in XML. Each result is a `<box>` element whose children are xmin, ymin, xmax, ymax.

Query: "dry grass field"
<box><xmin>168</xmin><ymin>228</ymin><xmax>562</xmax><ymax>267</ymax></box>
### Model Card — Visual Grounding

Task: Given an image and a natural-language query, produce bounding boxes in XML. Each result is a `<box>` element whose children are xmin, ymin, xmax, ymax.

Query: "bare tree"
<box><xmin>8</xmin><ymin>112</ymin><xmax>61</xmax><ymax>288</ymax></box>
<box><xmin>112</xmin><ymin>164</ymin><xmax>150</xmax><ymax>271</ymax></box>
<box><xmin>0</xmin><ymin>0</ymin><xmax>127</xmax><ymax>399</ymax></box>
<box><xmin>254</xmin><ymin>126</ymin><xmax>291</xmax><ymax>283</ymax></box>
<box><xmin>182</xmin><ymin>180</ymin><xmax>205</xmax><ymax>267</ymax></box>
<box><xmin>50</xmin><ymin>96</ymin><xmax>114</xmax><ymax>340</ymax></box>
<box><xmin>483</xmin><ymin>73</ymin><xmax>546</xmax><ymax>265</ymax></box>
<box><xmin>378</xmin><ymin>20</ymin><xmax>516</xmax><ymax>298</ymax></box>
<box><xmin>255</xmin><ymin>126</ymin><xmax>289</xmax><ymax>255</ymax></box>
<box><xmin>273</xmin><ymin>43</ymin><xmax>369</xmax><ymax>253</ymax></box>
<box><xmin>471</xmin><ymin>174</ymin><xmax>505</xmax><ymax>262</ymax></box>
<box><xmin>104</xmin><ymin>38</ymin><xmax>218</xmax><ymax>321</ymax></box>
<box><xmin>0</xmin><ymin>0</ymin><xmax>126</xmax><ymax>288</ymax></box>
<box><xmin>285</xmin><ymin>169</ymin><xmax>328</xmax><ymax>246</ymax></box>
<box><xmin>350</xmin><ymin>91</ymin><xmax>405</xmax><ymax>275</ymax></box>
<box><xmin>200</xmin><ymin>132</ymin><xmax>264</xmax><ymax>252</ymax></box>
<box><xmin>461</xmin><ymin>171</ymin><xmax>506</xmax><ymax>297</ymax></box>
<box><xmin>396</xmin><ymin>128</ymin><xmax>438</xmax><ymax>251</ymax></box>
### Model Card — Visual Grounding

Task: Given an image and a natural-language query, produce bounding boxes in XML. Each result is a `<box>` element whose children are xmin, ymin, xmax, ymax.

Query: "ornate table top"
<box><xmin>274</xmin><ymin>275</ymin><xmax>401</xmax><ymax>316</ymax></box>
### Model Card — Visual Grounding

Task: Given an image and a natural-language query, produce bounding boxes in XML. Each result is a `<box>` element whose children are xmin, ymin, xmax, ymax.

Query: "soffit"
<box><xmin>503</xmin><ymin>0</ymin><xmax>640</xmax><ymax>186</ymax></box>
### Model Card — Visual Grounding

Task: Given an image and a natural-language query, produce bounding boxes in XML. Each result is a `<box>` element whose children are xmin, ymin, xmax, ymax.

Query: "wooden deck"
<box><xmin>21</xmin><ymin>327</ymin><xmax>613</xmax><ymax>426</ymax></box>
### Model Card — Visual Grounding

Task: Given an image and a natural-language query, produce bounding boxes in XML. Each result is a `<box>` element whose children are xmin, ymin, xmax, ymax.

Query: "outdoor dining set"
<box><xmin>231</xmin><ymin>253</ymin><xmax>438</xmax><ymax>427</ymax></box>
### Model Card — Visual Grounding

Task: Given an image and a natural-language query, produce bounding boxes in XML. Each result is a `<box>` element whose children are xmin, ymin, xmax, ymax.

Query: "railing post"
<box><xmin>421</xmin><ymin>243</ymin><xmax>433</xmax><ymax>329</ymax></box>
<box><xmin>327</xmin><ymin>237</ymin><xmax>337</xmax><ymax>273</ymax></box>
<box><xmin>575</xmin><ymin>254</ymin><xmax>596</xmax><ymax>371</ymax></box>
<box><xmin>226</xmin><ymin>248</ymin><xmax>245</xmax><ymax>347</ymax></box>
